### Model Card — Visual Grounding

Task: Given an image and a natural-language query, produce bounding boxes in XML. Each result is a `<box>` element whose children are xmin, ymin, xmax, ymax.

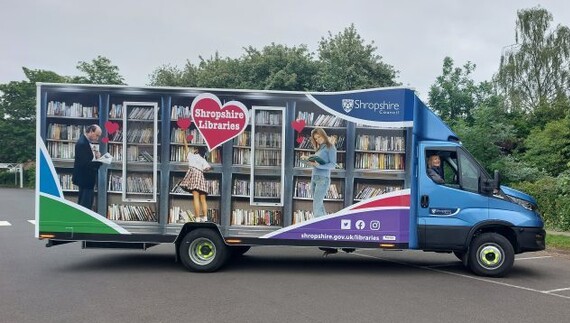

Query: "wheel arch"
<box><xmin>466</xmin><ymin>221</ymin><xmax>518</xmax><ymax>252</ymax></box>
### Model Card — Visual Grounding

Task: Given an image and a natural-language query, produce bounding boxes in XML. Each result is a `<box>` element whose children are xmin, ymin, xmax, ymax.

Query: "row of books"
<box><xmin>296</xmin><ymin>135</ymin><xmax>346</xmax><ymax>150</ymax></box>
<box><xmin>47</xmin><ymin>124</ymin><xmax>83</xmax><ymax>141</ymax></box>
<box><xmin>170</xmin><ymin>128</ymin><xmax>207</xmax><ymax>144</ymax></box>
<box><xmin>58</xmin><ymin>174</ymin><xmax>77</xmax><ymax>190</ymax></box>
<box><xmin>127</xmin><ymin>106</ymin><xmax>157</xmax><ymax>120</ymax></box>
<box><xmin>253</xmin><ymin>132</ymin><xmax>282</xmax><ymax>148</ymax></box>
<box><xmin>354</xmin><ymin>153</ymin><xmax>405</xmax><ymax>170</ymax></box>
<box><xmin>232</xmin><ymin>148</ymin><xmax>251</xmax><ymax>165</ymax></box>
<box><xmin>293</xmin><ymin>181</ymin><xmax>343</xmax><ymax>200</ymax></box>
<box><xmin>292</xmin><ymin>210</ymin><xmax>314</xmax><ymax>224</ymax></box>
<box><xmin>168</xmin><ymin>206</ymin><xmax>219</xmax><ymax>224</ymax></box>
<box><xmin>233</xmin><ymin>131</ymin><xmax>251</xmax><ymax>146</ymax></box>
<box><xmin>47</xmin><ymin>101</ymin><xmax>98</xmax><ymax>118</ymax></box>
<box><xmin>109</xmin><ymin>104</ymin><xmax>123</xmax><ymax>119</ymax></box>
<box><xmin>170</xmin><ymin>146</ymin><xmax>221</xmax><ymax>163</ymax></box>
<box><xmin>171</xmin><ymin>179</ymin><xmax>220</xmax><ymax>195</ymax></box>
<box><xmin>170</xmin><ymin>105</ymin><xmax>191</xmax><ymax>120</ymax></box>
<box><xmin>47</xmin><ymin>142</ymin><xmax>75</xmax><ymax>159</ymax></box>
<box><xmin>255</xmin><ymin>111</ymin><xmax>282</xmax><ymax>125</ymax></box>
<box><xmin>107</xmin><ymin>204</ymin><xmax>157</xmax><ymax>222</ymax></box>
<box><xmin>296</xmin><ymin>112</ymin><xmax>346</xmax><ymax>127</ymax></box>
<box><xmin>354</xmin><ymin>185</ymin><xmax>403</xmax><ymax>200</ymax></box>
<box><xmin>253</xmin><ymin>150</ymin><xmax>282</xmax><ymax>167</ymax></box>
<box><xmin>355</xmin><ymin>135</ymin><xmax>405</xmax><ymax>152</ymax></box>
<box><xmin>125</xmin><ymin>127</ymin><xmax>155</xmax><ymax>144</ymax></box>
<box><xmin>253</xmin><ymin>181</ymin><xmax>281</xmax><ymax>198</ymax></box>
<box><xmin>230</xmin><ymin>209</ymin><xmax>282</xmax><ymax>226</ymax></box>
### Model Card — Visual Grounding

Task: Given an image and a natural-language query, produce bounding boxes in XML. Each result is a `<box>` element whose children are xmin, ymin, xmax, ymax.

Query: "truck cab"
<box><xmin>416</xmin><ymin>141</ymin><xmax>545</xmax><ymax>276</ymax></box>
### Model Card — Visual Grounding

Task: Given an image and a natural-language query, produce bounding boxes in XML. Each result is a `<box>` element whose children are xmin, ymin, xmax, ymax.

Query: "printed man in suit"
<box><xmin>72</xmin><ymin>124</ymin><xmax>102</xmax><ymax>209</ymax></box>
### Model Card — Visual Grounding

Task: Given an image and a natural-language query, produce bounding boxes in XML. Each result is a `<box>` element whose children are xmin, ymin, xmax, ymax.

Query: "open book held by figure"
<box><xmin>301</xmin><ymin>155</ymin><xmax>326</xmax><ymax>165</ymax></box>
<box><xmin>93</xmin><ymin>152</ymin><xmax>113</xmax><ymax>165</ymax></box>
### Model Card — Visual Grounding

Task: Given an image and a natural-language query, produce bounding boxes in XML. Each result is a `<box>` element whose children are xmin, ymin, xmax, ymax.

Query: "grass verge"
<box><xmin>546</xmin><ymin>232</ymin><xmax>570</xmax><ymax>251</ymax></box>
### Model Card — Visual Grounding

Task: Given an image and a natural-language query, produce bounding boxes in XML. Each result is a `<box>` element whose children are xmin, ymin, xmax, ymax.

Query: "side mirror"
<box><xmin>493</xmin><ymin>170</ymin><xmax>501</xmax><ymax>191</ymax></box>
<box><xmin>480</xmin><ymin>170</ymin><xmax>500</xmax><ymax>194</ymax></box>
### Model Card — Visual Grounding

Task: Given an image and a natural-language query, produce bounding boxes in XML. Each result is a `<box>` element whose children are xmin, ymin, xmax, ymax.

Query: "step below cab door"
<box><xmin>417</xmin><ymin>143</ymin><xmax>490</xmax><ymax>250</ymax></box>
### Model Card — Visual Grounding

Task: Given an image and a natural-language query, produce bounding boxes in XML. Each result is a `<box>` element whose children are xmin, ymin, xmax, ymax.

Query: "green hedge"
<box><xmin>513</xmin><ymin>174</ymin><xmax>570</xmax><ymax>231</ymax></box>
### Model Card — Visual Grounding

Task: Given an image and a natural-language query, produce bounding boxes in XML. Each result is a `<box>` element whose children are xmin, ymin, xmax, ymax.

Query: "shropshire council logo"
<box><xmin>342</xmin><ymin>99</ymin><xmax>354</xmax><ymax>113</ymax></box>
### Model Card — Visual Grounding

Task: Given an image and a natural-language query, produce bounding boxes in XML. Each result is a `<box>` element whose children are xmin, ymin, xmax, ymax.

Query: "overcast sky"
<box><xmin>1</xmin><ymin>0</ymin><xmax>569</xmax><ymax>99</ymax></box>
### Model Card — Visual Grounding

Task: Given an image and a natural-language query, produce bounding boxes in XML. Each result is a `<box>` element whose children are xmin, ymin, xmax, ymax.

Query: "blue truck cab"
<box><xmin>412</xmin><ymin>98</ymin><xmax>545</xmax><ymax>276</ymax></box>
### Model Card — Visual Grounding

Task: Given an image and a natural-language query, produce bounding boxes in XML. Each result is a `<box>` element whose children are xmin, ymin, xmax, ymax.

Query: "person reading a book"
<box><xmin>180</xmin><ymin>146</ymin><xmax>212</xmax><ymax>222</ymax></box>
<box><xmin>301</xmin><ymin>128</ymin><xmax>337</xmax><ymax>218</ymax></box>
<box><xmin>72</xmin><ymin>124</ymin><xmax>102</xmax><ymax>209</ymax></box>
<box><xmin>427</xmin><ymin>154</ymin><xmax>445</xmax><ymax>184</ymax></box>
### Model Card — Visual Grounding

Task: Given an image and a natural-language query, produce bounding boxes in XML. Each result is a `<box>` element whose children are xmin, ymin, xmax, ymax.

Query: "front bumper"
<box><xmin>514</xmin><ymin>227</ymin><xmax>546</xmax><ymax>253</ymax></box>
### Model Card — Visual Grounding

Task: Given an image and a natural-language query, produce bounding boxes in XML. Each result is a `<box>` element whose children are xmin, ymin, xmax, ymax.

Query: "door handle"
<box><xmin>421</xmin><ymin>195</ymin><xmax>429</xmax><ymax>208</ymax></box>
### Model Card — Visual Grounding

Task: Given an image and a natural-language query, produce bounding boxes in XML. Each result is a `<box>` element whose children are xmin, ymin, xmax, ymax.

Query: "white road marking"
<box><xmin>544</xmin><ymin>287</ymin><xmax>570</xmax><ymax>293</ymax></box>
<box><xmin>28</xmin><ymin>220</ymin><xmax>36</xmax><ymax>225</ymax></box>
<box><xmin>355</xmin><ymin>252</ymin><xmax>570</xmax><ymax>300</ymax></box>
<box><xmin>0</xmin><ymin>221</ymin><xmax>12</xmax><ymax>226</ymax></box>
<box><xmin>515</xmin><ymin>256</ymin><xmax>552</xmax><ymax>261</ymax></box>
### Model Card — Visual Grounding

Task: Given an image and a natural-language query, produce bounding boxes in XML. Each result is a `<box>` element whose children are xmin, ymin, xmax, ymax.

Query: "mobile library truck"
<box><xmin>35</xmin><ymin>83</ymin><xmax>545</xmax><ymax>277</ymax></box>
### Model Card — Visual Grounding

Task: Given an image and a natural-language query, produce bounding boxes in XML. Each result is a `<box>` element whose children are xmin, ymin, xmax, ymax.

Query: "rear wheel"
<box><xmin>468</xmin><ymin>233</ymin><xmax>514</xmax><ymax>277</ymax></box>
<box><xmin>179</xmin><ymin>228</ymin><xmax>229</xmax><ymax>272</ymax></box>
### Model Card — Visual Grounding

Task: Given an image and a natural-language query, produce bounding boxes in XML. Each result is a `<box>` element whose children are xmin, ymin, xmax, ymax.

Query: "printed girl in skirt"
<box><xmin>180</xmin><ymin>146</ymin><xmax>212</xmax><ymax>222</ymax></box>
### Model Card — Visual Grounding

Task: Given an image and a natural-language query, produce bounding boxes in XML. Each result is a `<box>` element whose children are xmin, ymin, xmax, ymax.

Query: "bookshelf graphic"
<box><xmin>39</xmin><ymin>85</ymin><xmax>411</xmax><ymax>237</ymax></box>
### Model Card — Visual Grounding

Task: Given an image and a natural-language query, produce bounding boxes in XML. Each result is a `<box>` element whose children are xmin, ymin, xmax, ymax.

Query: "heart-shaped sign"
<box><xmin>191</xmin><ymin>93</ymin><xmax>249</xmax><ymax>151</ymax></box>
<box><xmin>291</xmin><ymin>119</ymin><xmax>306</xmax><ymax>133</ymax></box>
<box><xmin>296</xmin><ymin>136</ymin><xmax>304</xmax><ymax>144</ymax></box>
<box><xmin>101</xmin><ymin>137</ymin><xmax>109</xmax><ymax>144</ymax></box>
<box><xmin>177</xmin><ymin>118</ymin><xmax>191</xmax><ymax>130</ymax></box>
<box><xmin>105</xmin><ymin>121</ymin><xmax>120</xmax><ymax>135</ymax></box>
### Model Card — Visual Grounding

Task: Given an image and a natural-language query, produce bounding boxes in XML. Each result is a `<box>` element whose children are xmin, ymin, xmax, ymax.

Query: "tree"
<box><xmin>495</xmin><ymin>7</ymin><xmax>570</xmax><ymax>114</ymax></box>
<box><xmin>72</xmin><ymin>55</ymin><xmax>125</xmax><ymax>85</ymax></box>
<box><xmin>316</xmin><ymin>24</ymin><xmax>399</xmax><ymax>91</ymax></box>
<box><xmin>428</xmin><ymin>57</ymin><xmax>479</xmax><ymax>125</ymax></box>
<box><xmin>523</xmin><ymin>115</ymin><xmax>570</xmax><ymax>176</ymax></box>
<box><xmin>148</xmin><ymin>63</ymin><xmax>197</xmax><ymax>87</ymax></box>
<box><xmin>0</xmin><ymin>68</ymin><xmax>67</xmax><ymax>162</ymax></box>
<box><xmin>239</xmin><ymin>43</ymin><xmax>317</xmax><ymax>91</ymax></box>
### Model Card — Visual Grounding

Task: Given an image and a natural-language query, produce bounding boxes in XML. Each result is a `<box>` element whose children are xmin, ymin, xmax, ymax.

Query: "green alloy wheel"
<box><xmin>468</xmin><ymin>232</ymin><xmax>514</xmax><ymax>277</ymax></box>
<box><xmin>179</xmin><ymin>228</ymin><xmax>229</xmax><ymax>272</ymax></box>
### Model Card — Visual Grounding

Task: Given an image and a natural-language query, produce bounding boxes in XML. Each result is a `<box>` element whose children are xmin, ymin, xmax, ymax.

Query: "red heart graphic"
<box><xmin>186</xmin><ymin>134</ymin><xmax>194</xmax><ymax>142</ymax></box>
<box><xmin>177</xmin><ymin>118</ymin><xmax>191</xmax><ymax>130</ymax></box>
<box><xmin>291</xmin><ymin>119</ymin><xmax>305</xmax><ymax>133</ymax></box>
<box><xmin>296</xmin><ymin>136</ymin><xmax>304</xmax><ymax>144</ymax></box>
<box><xmin>105</xmin><ymin>121</ymin><xmax>120</xmax><ymax>135</ymax></box>
<box><xmin>191</xmin><ymin>94</ymin><xmax>249</xmax><ymax>151</ymax></box>
<box><xmin>101</xmin><ymin>137</ymin><xmax>109</xmax><ymax>144</ymax></box>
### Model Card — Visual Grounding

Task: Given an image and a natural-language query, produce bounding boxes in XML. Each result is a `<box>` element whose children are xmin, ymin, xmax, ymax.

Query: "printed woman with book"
<box><xmin>180</xmin><ymin>146</ymin><xmax>212</xmax><ymax>222</ymax></box>
<box><xmin>301</xmin><ymin>128</ymin><xmax>337</xmax><ymax>218</ymax></box>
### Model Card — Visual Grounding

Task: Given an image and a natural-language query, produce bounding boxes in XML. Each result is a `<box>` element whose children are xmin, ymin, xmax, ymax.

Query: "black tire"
<box><xmin>468</xmin><ymin>233</ymin><xmax>514</xmax><ymax>277</ymax></box>
<box><xmin>229</xmin><ymin>246</ymin><xmax>251</xmax><ymax>257</ymax></box>
<box><xmin>179</xmin><ymin>228</ymin><xmax>229</xmax><ymax>272</ymax></box>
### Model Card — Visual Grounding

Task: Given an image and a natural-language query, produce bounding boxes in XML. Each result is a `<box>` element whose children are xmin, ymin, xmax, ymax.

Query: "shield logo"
<box><xmin>342</xmin><ymin>99</ymin><xmax>354</xmax><ymax>113</ymax></box>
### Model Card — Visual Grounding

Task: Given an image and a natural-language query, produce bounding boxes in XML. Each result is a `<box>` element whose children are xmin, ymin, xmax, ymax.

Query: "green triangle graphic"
<box><xmin>39</xmin><ymin>195</ymin><xmax>121</xmax><ymax>234</ymax></box>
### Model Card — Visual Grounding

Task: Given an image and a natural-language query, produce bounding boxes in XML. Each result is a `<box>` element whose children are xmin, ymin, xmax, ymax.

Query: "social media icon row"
<box><xmin>340</xmin><ymin>219</ymin><xmax>381</xmax><ymax>230</ymax></box>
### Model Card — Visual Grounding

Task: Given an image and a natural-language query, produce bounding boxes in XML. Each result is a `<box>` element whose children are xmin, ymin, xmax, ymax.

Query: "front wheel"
<box><xmin>179</xmin><ymin>228</ymin><xmax>229</xmax><ymax>272</ymax></box>
<box><xmin>468</xmin><ymin>233</ymin><xmax>514</xmax><ymax>277</ymax></box>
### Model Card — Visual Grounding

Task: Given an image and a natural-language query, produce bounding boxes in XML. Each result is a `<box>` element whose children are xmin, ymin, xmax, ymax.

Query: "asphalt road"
<box><xmin>1</xmin><ymin>187</ymin><xmax>569</xmax><ymax>323</ymax></box>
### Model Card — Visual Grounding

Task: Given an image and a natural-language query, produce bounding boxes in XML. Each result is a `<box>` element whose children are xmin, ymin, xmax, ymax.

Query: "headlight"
<box><xmin>508</xmin><ymin>195</ymin><xmax>536</xmax><ymax>211</ymax></box>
